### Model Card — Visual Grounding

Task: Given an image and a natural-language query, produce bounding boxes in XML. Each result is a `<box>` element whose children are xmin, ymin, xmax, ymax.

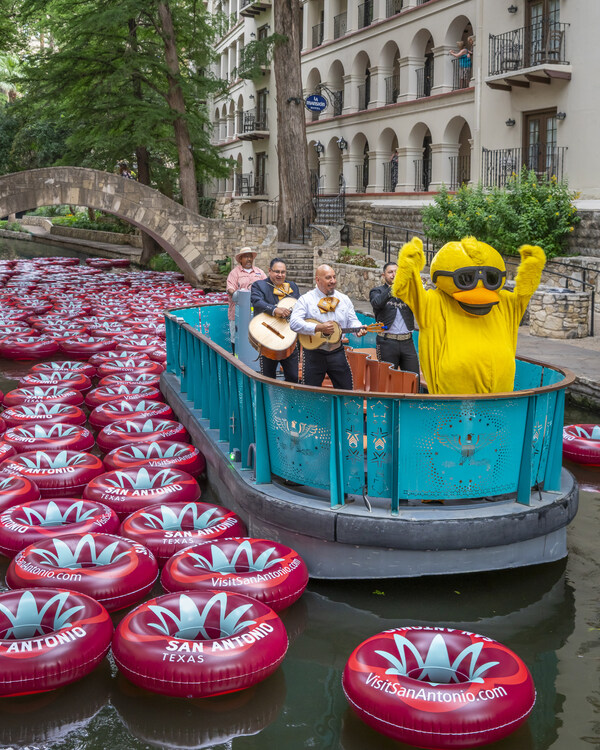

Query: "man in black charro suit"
<box><xmin>250</xmin><ymin>258</ymin><xmax>300</xmax><ymax>383</ymax></box>
<box><xmin>369</xmin><ymin>262</ymin><xmax>419</xmax><ymax>375</ymax></box>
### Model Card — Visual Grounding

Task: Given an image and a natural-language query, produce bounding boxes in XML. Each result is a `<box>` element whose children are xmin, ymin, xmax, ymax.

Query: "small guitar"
<box><xmin>248</xmin><ymin>297</ymin><xmax>298</xmax><ymax>361</ymax></box>
<box><xmin>298</xmin><ymin>320</ymin><xmax>386</xmax><ymax>350</ymax></box>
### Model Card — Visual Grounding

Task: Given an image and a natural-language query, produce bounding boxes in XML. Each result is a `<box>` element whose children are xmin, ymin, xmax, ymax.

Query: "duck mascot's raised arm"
<box><xmin>392</xmin><ymin>236</ymin><xmax>545</xmax><ymax>394</ymax></box>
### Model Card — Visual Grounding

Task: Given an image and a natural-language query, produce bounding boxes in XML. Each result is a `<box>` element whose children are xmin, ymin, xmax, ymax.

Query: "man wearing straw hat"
<box><xmin>226</xmin><ymin>247</ymin><xmax>266</xmax><ymax>353</ymax></box>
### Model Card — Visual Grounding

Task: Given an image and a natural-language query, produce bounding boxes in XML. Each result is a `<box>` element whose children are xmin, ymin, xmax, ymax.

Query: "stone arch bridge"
<box><xmin>0</xmin><ymin>167</ymin><xmax>272</xmax><ymax>282</ymax></box>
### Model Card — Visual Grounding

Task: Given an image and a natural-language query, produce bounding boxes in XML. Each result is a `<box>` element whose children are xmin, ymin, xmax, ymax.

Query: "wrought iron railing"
<box><xmin>358</xmin><ymin>0</ymin><xmax>373</xmax><ymax>29</ymax></box>
<box><xmin>358</xmin><ymin>84</ymin><xmax>368</xmax><ymax>111</ymax></box>
<box><xmin>246</xmin><ymin>199</ymin><xmax>278</xmax><ymax>225</ymax></box>
<box><xmin>451</xmin><ymin>57</ymin><xmax>472</xmax><ymax>90</ymax></box>
<box><xmin>416</xmin><ymin>60</ymin><xmax>434</xmax><ymax>98</ymax></box>
<box><xmin>312</xmin><ymin>22</ymin><xmax>324</xmax><ymax>48</ymax></box>
<box><xmin>383</xmin><ymin>161</ymin><xmax>398</xmax><ymax>193</ymax></box>
<box><xmin>481</xmin><ymin>146</ymin><xmax>567</xmax><ymax>187</ymax></box>
<box><xmin>332</xmin><ymin>89</ymin><xmax>344</xmax><ymax>116</ymax></box>
<box><xmin>413</xmin><ymin>158</ymin><xmax>431</xmax><ymax>191</ymax></box>
<box><xmin>385</xmin><ymin>73</ymin><xmax>399</xmax><ymax>104</ymax></box>
<box><xmin>234</xmin><ymin>171</ymin><xmax>267</xmax><ymax>196</ymax></box>
<box><xmin>356</xmin><ymin>164</ymin><xmax>368</xmax><ymax>193</ymax></box>
<box><xmin>165</xmin><ymin>305</ymin><xmax>568</xmax><ymax>509</ymax></box>
<box><xmin>334</xmin><ymin>12</ymin><xmax>347</xmax><ymax>39</ymax></box>
<box><xmin>449</xmin><ymin>154</ymin><xmax>471</xmax><ymax>190</ymax></box>
<box><xmin>237</xmin><ymin>108</ymin><xmax>268</xmax><ymax>133</ymax></box>
<box><xmin>386</xmin><ymin>0</ymin><xmax>403</xmax><ymax>17</ymax></box>
<box><xmin>488</xmin><ymin>22</ymin><xmax>569</xmax><ymax>76</ymax></box>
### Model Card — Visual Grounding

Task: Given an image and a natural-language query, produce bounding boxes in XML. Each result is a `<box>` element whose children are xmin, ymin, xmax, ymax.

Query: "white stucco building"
<box><xmin>207</xmin><ymin>0</ymin><xmax>596</xmax><ymax>207</ymax></box>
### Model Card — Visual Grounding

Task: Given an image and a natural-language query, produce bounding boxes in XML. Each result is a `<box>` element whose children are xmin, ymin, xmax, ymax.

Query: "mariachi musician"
<box><xmin>289</xmin><ymin>264</ymin><xmax>366</xmax><ymax>390</ymax></box>
<box><xmin>250</xmin><ymin>258</ymin><xmax>300</xmax><ymax>383</ymax></box>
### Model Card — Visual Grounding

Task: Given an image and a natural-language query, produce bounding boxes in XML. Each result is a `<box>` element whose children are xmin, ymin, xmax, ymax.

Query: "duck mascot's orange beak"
<box><xmin>452</xmin><ymin>287</ymin><xmax>500</xmax><ymax>316</ymax></box>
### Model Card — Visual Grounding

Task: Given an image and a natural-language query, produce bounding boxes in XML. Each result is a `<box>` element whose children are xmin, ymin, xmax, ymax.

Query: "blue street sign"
<box><xmin>305</xmin><ymin>94</ymin><xmax>328</xmax><ymax>112</ymax></box>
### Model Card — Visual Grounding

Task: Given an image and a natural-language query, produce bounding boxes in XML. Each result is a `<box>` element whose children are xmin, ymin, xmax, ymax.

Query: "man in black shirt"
<box><xmin>369</xmin><ymin>262</ymin><xmax>419</xmax><ymax>375</ymax></box>
<box><xmin>250</xmin><ymin>258</ymin><xmax>300</xmax><ymax>383</ymax></box>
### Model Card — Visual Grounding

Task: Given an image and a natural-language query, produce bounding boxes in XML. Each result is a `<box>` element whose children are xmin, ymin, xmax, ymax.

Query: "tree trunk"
<box><xmin>157</xmin><ymin>1</ymin><xmax>198</xmax><ymax>213</ymax></box>
<box><xmin>273</xmin><ymin>0</ymin><xmax>312</xmax><ymax>241</ymax></box>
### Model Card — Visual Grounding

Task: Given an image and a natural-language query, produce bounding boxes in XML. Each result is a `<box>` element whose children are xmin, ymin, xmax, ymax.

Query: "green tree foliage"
<box><xmin>422</xmin><ymin>169</ymin><xmax>580</xmax><ymax>258</ymax></box>
<box><xmin>9</xmin><ymin>0</ymin><xmax>231</xmax><ymax>202</ymax></box>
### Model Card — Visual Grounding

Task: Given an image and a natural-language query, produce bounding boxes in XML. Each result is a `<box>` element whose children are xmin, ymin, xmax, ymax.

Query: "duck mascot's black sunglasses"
<box><xmin>432</xmin><ymin>266</ymin><xmax>506</xmax><ymax>291</ymax></box>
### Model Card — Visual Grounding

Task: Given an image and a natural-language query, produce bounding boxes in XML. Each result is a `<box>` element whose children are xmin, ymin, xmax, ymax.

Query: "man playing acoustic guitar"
<box><xmin>250</xmin><ymin>258</ymin><xmax>300</xmax><ymax>383</ymax></box>
<box><xmin>289</xmin><ymin>264</ymin><xmax>367</xmax><ymax>389</ymax></box>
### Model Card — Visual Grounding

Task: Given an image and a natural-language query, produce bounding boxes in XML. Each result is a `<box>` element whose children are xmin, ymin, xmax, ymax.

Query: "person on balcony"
<box><xmin>370</xmin><ymin>262</ymin><xmax>419</xmax><ymax>377</ymax></box>
<box><xmin>250</xmin><ymin>258</ymin><xmax>300</xmax><ymax>383</ymax></box>
<box><xmin>290</xmin><ymin>264</ymin><xmax>366</xmax><ymax>389</ymax></box>
<box><xmin>226</xmin><ymin>247</ymin><xmax>266</xmax><ymax>352</ymax></box>
<box><xmin>450</xmin><ymin>40</ymin><xmax>472</xmax><ymax>86</ymax></box>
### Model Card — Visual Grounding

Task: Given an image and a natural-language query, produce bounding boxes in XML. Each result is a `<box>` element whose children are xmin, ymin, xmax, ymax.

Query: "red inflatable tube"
<box><xmin>31</xmin><ymin>361</ymin><xmax>97</xmax><ymax>378</ymax></box>
<box><xmin>161</xmin><ymin>538</ymin><xmax>309</xmax><ymax>612</ymax></box>
<box><xmin>0</xmin><ymin>472</ymin><xmax>41</xmax><ymax>511</ymax></box>
<box><xmin>85</xmin><ymin>385</ymin><xmax>163</xmax><ymax>410</ymax></box>
<box><xmin>120</xmin><ymin>501</ymin><xmax>244</xmax><ymax>565</ymax></box>
<box><xmin>0</xmin><ymin>450</ymin><xmax>105</xmax><ymax>499</ymax></box>
<box><xmin>96</xmin><ymin>359</ymin><xmax>165</xmax><ymax>378</ymax></box>
<box><xmin>96</xmin><ymin>419</ymin><xmax>189</xmax><ymax>454</ymax></box>
<box><xmin>84</xmin><ymin>466</ymin><xmax>200</xmax><ymax>519</ymax></box>
<box><xmin>112</xmin><ymin>589</ymin><xmax>288</xmax><ymax>698</ymax></box>
<box><xmin>7</xmin><ymin>532</ymin><xmax>158</xmax><ymax>612</ymax></box>
<box><xmin>87</xmin><ymin>350</ymin><xmax>144</xmax><ymax>366</ymax></box>
<box><xmin>98</xmin><ymin>373</ymin><xmax>161</xmax><ymax>388</ymax></box>
<box><xmin>0</xmin><ymin>442</ymin><xmax>17</xmax><ymax>463</ymax></box>
<box><xmin>2</xmin><ymin>424</ymin><xmax>95</xmax><ymax>454</ymax></box>
<box><xmin>3</xmin><ymin>386</ymin><xmax>84</xmax><ymax>408</ymax></box>
<box><xmin>58</xmin><ymin>337</ymin><xmax>117</xmax><ymax>357</ymax></box>
<box><xmin>0</xmin><ymin>415</ymin><xmax>4</xmax><ymax>432</ymax></box>
<box><xmin>342</xmin><ymin>626</ymin><xmax>536</xmax><ymax>749</ymax></box>
<box><xmin>103</xmin><ymin>440</ymin><xmax>205</xmax><ymax>476</ymax></box>
<box><xmin>1</xmin><ymin>403</ymin><xmax>87</xmax><ymax>429</ymax></box>
<box><xmin>0</xmin><ymin>336</ymin><xmax>59</xmax><ymax>360</ymax></box>
<box><xmin>562</xmin><ymin>424</ymin><xmax>600</xmax><ymax>465</ymax></box>
<box><xmin>0</xmin><ymin>498</ymin><xmax>120</xmax><ymax>557</ymax></box>
<box><xmin>19</xmin><ymin>372</ymin><xmax>92</xmax><ymax>393</ymax></box>
<box><xmin>0</xmin><ymin>588</ymin><xmax>113</xmax><ymax>697</ymax></box>
<box><xmin>89</xmin><ymin>400</ymin><xmax>174</xmax><ymax>431</ymax></box>
<box><xmin>149</xmin><ymin>349</ymin><xmax>167</xmax><ymax>364</ymax></box>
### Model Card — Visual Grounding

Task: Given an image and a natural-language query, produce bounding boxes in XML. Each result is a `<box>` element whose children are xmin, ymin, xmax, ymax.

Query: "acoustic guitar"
<box><xmin>299</xmin><ymin>320</ymin><xmax>386</xmax><ymax>350</ymax></box>
<box><xmin>248</xmin><ymin>297</ymin><xmax>298</xmax><ymax>361</ymax></box>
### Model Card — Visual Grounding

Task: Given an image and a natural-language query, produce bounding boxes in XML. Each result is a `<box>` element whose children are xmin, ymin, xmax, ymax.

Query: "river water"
<box><xmin>0</xmin><ymin>238</ymin><xmax>597</xmax><ymax>750</ymax></box>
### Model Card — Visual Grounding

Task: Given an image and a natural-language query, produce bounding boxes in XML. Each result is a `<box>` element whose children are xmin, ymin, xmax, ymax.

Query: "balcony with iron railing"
<box><xmin>357</xmin><ymin>84</ymin><xmax>369</xmax><ymax>111</ymax></box>
<box><xmin>312</xmin><ymin>22</ymin><xmax>324</xmax><ymax>48</ymax></box>
<box><xmin>449</xmin><ymin>155</ymin><xmax>471</xmax><ymax>190</ymax></box>
<box><xmin>482</xmin><ymin>146</ymin><xmax>567</xmax><ymax>188</ymax></box>
<box><xmin>414</xmin><ymin>158</ymin><xmax>432</xmax><ymax>191</ymax></box>
<box><xmin>383</xmin><ymin>161</ymin><xmax>398</xmax><ymax>193</ymax></box>
<box><xmin>234</xmin><ymin>171</ymin><xmax>268</xmax><ymax>197</ymax></box>
<box><xmin>236</xmin><ymin>108</ymin><xmax>269</xmax><ymax>140</ymax></box>
<box><xmin>356</xmin><ymin>164</ymin><xmax>369</xmax><ymax>193</ymax></box>
<box><xmin>452</xmin><ymin>57</ymin><xmax>472</xmax><ymax>90</ymax></box>
<box><xmin>385</xmin><ymin>73</ymin><xmax>399</xmax><ymax>104</ymax></box>
<box><xmin>239</xmin><ymin>0</ymin><xmax>272</xmax><ymax>18</ymax></box>
<box><xmin>358</xmin><ymin>0</ymin><xmax>373</xmax><ymax>29</ymax></box>
<box><xmin>416</xmin><ymin>61</ymin><xmax>434</xmax><ymax>99</ymax></box>
<box><xmin>386</xmin><ymin>0</ymin><xmax>403</xmax><ymax>17</ymax></box>
<box><xmin>334</xmin><ymin>12</ymin><xmax>347</xmax><ymax>39</ymax></box>
<box><xmin>488</xmin><ymin>22</ymin><xmax>569</xmax><ymax>78</ymax></box>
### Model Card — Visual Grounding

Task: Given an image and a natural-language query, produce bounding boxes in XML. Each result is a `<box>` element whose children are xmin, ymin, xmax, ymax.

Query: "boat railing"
<box><xmin>165</xmin><ymin>304</ymin><xmax>574</xmax><ymax>514</ymax></box>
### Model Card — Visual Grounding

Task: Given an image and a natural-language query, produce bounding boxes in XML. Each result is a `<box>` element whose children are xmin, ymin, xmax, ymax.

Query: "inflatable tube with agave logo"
<box><xmin>84</xmin><ymin>466</ymin><xmax>201</xmax><ymax>519</ymax></box>
<box><xmin>31</xmin><ymin>361</ymin><xmax>96</xmax><ymax>378</ymax></box>
<box><xmin>96</xmin><ymin>359</ymin><xmax>165</xmax><ymax>378</ymax></box>
<box><xmin>0</xmin><ymin>472</ymin><xmax>41</xmax><ymax>512</ymax></box>
<box><xmin>96</xmin><ymin>418</ymin><xmax>189</xmax><ymax>454</ymax></box>
<box><xmin>342</xmin><ymin>626</ymin><xmax>536</xmax><ymax>749</ymax></box>
<box><xmin>104</xmin><ymin>440</ymin><xmax>205</xmax><ymax>476</ymax></box>
<box><xmin>1</xmin><ymin>403</ymin><xmax>87</xmax><ymax>429</ymax></box>
<box><xmin>6</xmin><ymin>532</ymin><xmax>158</xmax><ymax>611</ymax></box>
<box><xmin>0</xmin><ymin>588</ymin><xmax>112</xmax><ymax>696</ymax></box>
<box><xmin>120</xmin><ymin>502</ymin><xmax>245</xmax><ymax>565</ymax></box>
<box><xmin>562</xmin><ymin>424</ymin><xmax>600</xmax><ymax>465</ymax></box>
<box><xmin>3</xmin><ymin>386</ymin><xmax>84</xmax><ymax>408</ymax></box>
<box><xmin>89</xmin><ymin>400</ymin><xmax>174</xmax><ymax>430</ymax></box>
<box><xmin>0</xmin><ymin>450</ymin><xmax>105</xmax><ymax>499</ymax></box>
<box><xmin>112</xmin><ymin>590</ymin><xmax>288</xmax><ymax>697</ymax></box>
<box><xmin>0</xmin><ymin>336</ymin><xmax>59</xmax><ymax>360</ymax></box>
<box><xmin>161</xmin><ymin>537</ymin><xmax>309</xmax><ymax>612</ymax></box>
<box><xmin>0</xmin><ymin>498</ymin><xmax>120</xmax><ymax>557</ymax></box>
<box><xmin>97</xmin><ymin>372</ymin><xmax>161</xmax><ymax>388</ymax></box>
<box><xmin>19</xmin><ymin>372</ymin><xmax>92</xmax><ymax>393</ymax></box>
<box><xmin>58</xmin><ymin>336</ymin><xmax>117</xmax><ymax>356</ymax></box>
<box><xmin>2</xmin><ymin>424</ymin><xmax>95</xmax><ymax>454</ymax></box>
<box><xmin>84</xmin><ymin>384</ymin><xmax>163</xmax><ymax>409</ymax></box>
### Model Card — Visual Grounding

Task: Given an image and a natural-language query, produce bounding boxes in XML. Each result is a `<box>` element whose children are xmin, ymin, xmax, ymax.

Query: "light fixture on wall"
<box><xmin>505</xmin><ymin>118</ymin><xmax>516</xmax><ymax>126</ymax></box>
<box><xmin>337</xmin><ymin>137</ymin><xmax>348</xmax><ymax>151</ymax></box>
<box><xmin>248</xmin><ymin>156</ymin><xmax>254</xmax><ymax>161</ymax></box>
<box><xmin>314</xmin><ymin>141</ymin><xmax>325</xmax><ymax>154</ymax></box>
<box><xmin>507</xmin><ymin>5</ymin><xmax>518</xmax><ymax>13</ymax></box>
<box><xmin>556</xmin><ymin>111</ymin><xmax>567</xmax><ymax>120</ymax></box>
<box><xmin>248</xmin><ymin>94</ymin><xmax>255</xmax><ymax>99</ymax></box>
<box><xmin>250</xmin><ymin>32</ymin><xmax>256</xmax><ymax>38</ymax></box>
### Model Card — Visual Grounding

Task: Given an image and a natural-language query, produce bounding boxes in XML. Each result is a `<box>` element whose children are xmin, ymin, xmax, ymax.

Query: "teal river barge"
<box><xmin>163</xmin><ymin>303</ymin><xmax>578</xmax><ymax>579</ymax></box>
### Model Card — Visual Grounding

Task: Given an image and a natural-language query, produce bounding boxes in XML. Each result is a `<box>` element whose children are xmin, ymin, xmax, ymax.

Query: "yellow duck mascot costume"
<box><xmin>392</xmin><ymin>236</ymin><xmax>546</xmax><ymax>394</ymax></box>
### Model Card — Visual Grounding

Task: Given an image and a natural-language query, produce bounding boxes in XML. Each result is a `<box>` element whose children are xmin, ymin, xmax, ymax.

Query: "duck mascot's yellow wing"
<box><xmin>392</xmin><ymin>236</ymin><xmax>545</xmax><ymax>395</ymax></box>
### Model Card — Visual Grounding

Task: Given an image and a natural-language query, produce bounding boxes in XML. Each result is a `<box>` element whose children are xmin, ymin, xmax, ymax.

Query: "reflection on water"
<box><xmin>0</xmin><ymin>243</ymin><xmax>596</xmax><ymax>748</ymax></box>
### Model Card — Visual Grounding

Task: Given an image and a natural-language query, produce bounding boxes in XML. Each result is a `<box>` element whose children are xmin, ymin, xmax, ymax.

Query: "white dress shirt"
<box><xmin>289</xmin><ymin>287</ymin><xmax>362</xmax><ymax>336</ymax></box>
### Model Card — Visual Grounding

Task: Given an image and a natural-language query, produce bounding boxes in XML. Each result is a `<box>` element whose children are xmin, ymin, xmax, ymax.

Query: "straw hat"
<box><xmin>235</xmin><ymin>247</ymin><xmax>258</xmax><ymax>264</ymax></box>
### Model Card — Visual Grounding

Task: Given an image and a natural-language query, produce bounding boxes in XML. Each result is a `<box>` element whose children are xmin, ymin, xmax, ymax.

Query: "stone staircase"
<box><xmin>276</xmin><ymin>242</ymin><xmax>314</xmax><ymax>286</ymax></box>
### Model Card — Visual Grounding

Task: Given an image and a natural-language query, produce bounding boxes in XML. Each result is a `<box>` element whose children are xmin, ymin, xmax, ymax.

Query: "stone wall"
<box><xmin>526</xmin><ymin>289</ymin><xmax>591</xmax><ymax>338</ymax></box>
<box><xmin>568</xmin><ymin>209</ymin><xmax>600</xmax><ymax>257</ymax></box>
<box><xmin>49</xmin><ymin>224</ymin><xmax>143</xmax><ymax>248</ymax></box>
<box><xmin>344</xmin><ymin>201</ymin><xmax>426</xmax><ymax>250</ymax></box>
